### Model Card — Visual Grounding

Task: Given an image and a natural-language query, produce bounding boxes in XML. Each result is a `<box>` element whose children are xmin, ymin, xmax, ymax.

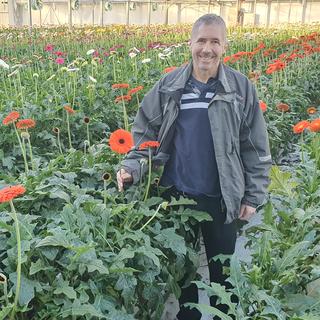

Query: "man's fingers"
<box><xmin>117</xmin><ymin>169</ymin><xmax>133</xmax><ymax>192</ymax></box>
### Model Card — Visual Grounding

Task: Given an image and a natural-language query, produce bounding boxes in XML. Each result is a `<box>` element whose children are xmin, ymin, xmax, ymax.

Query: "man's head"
<box><xmin>190</xmin><ymin>14</ymin><xmax>228</xmax><ymax>77</ymax></box>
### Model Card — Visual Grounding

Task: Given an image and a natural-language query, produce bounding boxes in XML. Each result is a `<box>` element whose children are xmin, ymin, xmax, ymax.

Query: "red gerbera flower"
<box><xmin>128</xmin><ymin>86</ymin><xmax>144</xmax><ymax>95</ymax></box>
<box><xmin>293</xmin><ymin>120</ymin><xmax>310</xmax><ymax>134</ymax></box>
<box><xmin>259</xmin><ymin>101</ymin><xmax>267</xmax><ymax>113</ymax></box>
<box><xmin>2</xmin><ymin>111</ymin><xmax>20</xmax><ymax>126</ymax></box>
<box><xmin>139</xmin><ymin>140</ymin><xmax>160</xmax><ymax>150</ymax></box>
<box><xmin>0</xmin><ymin>185</ymin><xmax>26</xmax><ymax>203</ymax></box>
<box><xmin>64</xmin><ymin>105</ymin><xmax>75</xmax><ymax>114</ymax></box>
<box><xmin>55</xmin><ymin>57</ymin><xmax>64</xmax><ymax>65</ymax></box>
<box><xmin>109</xmin><ymin>129</ymin><xmax>134</xmax><ymax>154</ymax></box>
<box><xmin>309</xmin><ymin>119</ymin><xmax>320</xmax><ymax>132</ymax></box>
<box><xmin>276</xmin><ymin>103</ymin><xmax>290</xmax><ymax>112</ymax></box>
<box><xmin>115</xmin><ymin>95</ymin><xmax>132</xmax><ymax>103</ymax></box>
<box><xmin>112</xmin><ymin>83</ymin><xmax>130</xmax><ymax>89</ymax></box>
<box><xmin>163</xmin><ymin>66</ymin><xmax>177</xmax><ymax>74</ymax></box>
<box><xmin>16</xmin><ymin>119</ymin><xmax>36</xmax><ymax>130</ymax></box>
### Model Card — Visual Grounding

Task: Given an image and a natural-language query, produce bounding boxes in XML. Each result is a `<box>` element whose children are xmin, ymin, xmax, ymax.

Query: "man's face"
<box><xmin>190</xmin><ymin>23</ymin><xmax>227</xmax><ymax>74</ymax></box>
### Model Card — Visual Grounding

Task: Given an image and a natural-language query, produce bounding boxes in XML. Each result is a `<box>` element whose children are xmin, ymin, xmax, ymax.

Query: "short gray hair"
<box><xmin>191</xmin><ymin>14</ymin><xmax>227</xmax><ymax>40</ymax></box>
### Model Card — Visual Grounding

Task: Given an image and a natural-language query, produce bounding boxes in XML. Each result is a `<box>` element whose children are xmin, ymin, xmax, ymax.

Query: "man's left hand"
<box><xmin>239</xmin><ymin>204</ymin><xmax>256</xmax><ymax>221</ymax></box>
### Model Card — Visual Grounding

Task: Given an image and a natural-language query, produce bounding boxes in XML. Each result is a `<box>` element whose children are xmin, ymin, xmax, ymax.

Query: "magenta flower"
<box><xmin>54</xmin><ymin>51</ymin><xmax>64</xmax><ymax>56</ymax></box>
<box><xmin>55</xmin><ymin>57</ymin><xmax>65</xmax><ymax>65</ymax></box>
<box><xmin>44</xmin><ymin>44</ymin><xmax>54</xmax><ymax>52</ymax></box>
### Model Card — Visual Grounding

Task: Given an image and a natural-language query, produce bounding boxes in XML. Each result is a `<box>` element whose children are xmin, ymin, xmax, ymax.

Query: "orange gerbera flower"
<box><xmin>293</xmin><ymin>120</ymin><xmax>310</xmax><ymax>134</ymax></box>
<box><xmin>259</xmin><ymin>101</ymin><xmax>267</xmax><ymax>113</ymax></box>
<box><xmin>276</xmin><ymin>103</ymin><xmax>290</xmax><ymax>112</ymax></box>
<box><xmin>139</xmin><ymin>140</ymin><xmax>160</xmax><ymax>150</ymax></box>
<box><xmin>0</xmin><ymin>185</ymin><xmax>26</xmax><ymax>203</ymax></box>
<box><xmin>309</xmin><ymin>119</ymin><xmax>320</xmax><ymax>132</ymax></box>
<box><xmin>109</xmin><ymin>129</ymin><xmax>133</xmax><ymax>154</ymax></box>
<box><xmin>128</xmin><ymin>86</ymin><xmax>144</xmax><ymax>95</ymax></box>
<box><xmin>64</xmin><ymin>105</ymin><xmax>75</xmax><ymax>114</ymax></box>
<box><xmin>307</xmin><ymin>107</ymin><xmax>317</xmax><ymax>114</ymax></box>
<box><xmin>2</xmin><ymin>111</ymin><xmax>20</xmax><ymax>126</ymax></box>
<box><xmin>163</xmin><ymin>66</ymin><xmax>177</xmax><ymax>74</ymax></box>
<box><xmin>112</xmin><ymin>83</ymin><xmax>130</xmax><ymax>89</ymax></box>
<box><xmin>115</xmin><ymin>95</ymin><xmax>132</xmax><ymax>103</ymax></box>
<box><xmin>16</xmin><ymin>119</ymin><xmax>36</xmax><ymax>130</ymax></box>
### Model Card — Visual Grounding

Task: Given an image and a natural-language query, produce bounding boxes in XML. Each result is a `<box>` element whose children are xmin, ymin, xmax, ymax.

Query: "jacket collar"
<box><xmin>160</xmin><ymin>60</ymin><xmax>232</xmax><ymax>94</ymax></box>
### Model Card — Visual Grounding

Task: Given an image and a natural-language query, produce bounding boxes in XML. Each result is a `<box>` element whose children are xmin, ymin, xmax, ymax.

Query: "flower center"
<box><xmin>119</xmin><ymin>139</ymin><xmax>125</xmax><ymax>144</ymax></box>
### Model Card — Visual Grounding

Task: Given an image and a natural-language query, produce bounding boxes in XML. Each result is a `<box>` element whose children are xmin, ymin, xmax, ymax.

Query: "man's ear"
<box><xmin>223</xmin><ymin>39</ymin><xmax>229</xmax><ymax>54</ymax></box>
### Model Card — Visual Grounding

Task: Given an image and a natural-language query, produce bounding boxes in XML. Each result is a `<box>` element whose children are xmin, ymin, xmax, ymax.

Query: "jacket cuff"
<box><xmin>241</xmin><ymin>199</ymin><xmax>259</xmax><ymax>208</ymax></box>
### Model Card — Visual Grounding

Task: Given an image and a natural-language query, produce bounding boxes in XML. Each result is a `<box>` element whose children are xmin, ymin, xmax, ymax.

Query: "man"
<box><xmin>117</xmin><ymin>14</ymin><xmax>271</xmax><ymax>319</ymax></box>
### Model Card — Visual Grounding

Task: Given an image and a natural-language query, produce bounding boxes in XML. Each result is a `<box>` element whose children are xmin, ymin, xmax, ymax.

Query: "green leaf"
<box><xmin>154</xmin><ymin>228</ymin><xmax>186</xmax><ymax>256</ymax></box>
<box><xmin>168</xmin><ymin>196</ymin><xmax>197</xmax><ymax>207</ymax></box>
<box><xmin>36</xmin><ymin>229</ymin><xmax>72</xmax><ymax>249</ymax></box>
<box><xmin>0</xmin><ymin>304</ymin><xmax>13</xmax><ymax>319</ymax></box>
<box><xmin>276</xmin><ymin>241</ymin><xmax>310</xmax><ymax>274</ymax></box>
<box><xmin>256</xmin><ymin>290</ymin><xmax>287</xmax><ymax>320</ymax></box>
<box><xmin>185</xmin><ymin>303</ymin><xmax>233</xmax><ymax>320</ymax></box>
<box><xmin>29</xmin><ymin>259</ymin><xmax>53</xmax><ymax>275</ymax></box>
<box><xmin>262</xmin><ymin>202</ymin><xmax>273</xmax><ymax>225</ymax></box>
<box><xmin>180</xmin><ymin>208</ymin><xmax>213</xmax><ymax>223</ymax></box>
<box><xmin>71</xmin><ymin>304</ymin><xmax>106</xmax><ymax>318</ymax></box>
<box><xmin>115</xmin><ymin>274</ymin><xmax>137</xmax><ymax>305</ymax></box>
<box><xmin>192</xmin><ymin>281</ymin><xmax>236</xmax><ymax>314</ymax></box>
<box><xmin>54</xmin><ymin>280</ymin><xmax>77</xmax><ymax>300</ymax></box>
<box><xmin>49</xmin><ymin>188</ymin><xmax>70</xmax><ymax>203</ymax></box>
<box><xmin>268</xmin><ymin>166</ymin><xmax>298</xmax><ymax>198</ymax></box>
<box><xmin>86</xmin><ymin>259</ymin><xmax>109</xmax><ymax>274</ymax></box>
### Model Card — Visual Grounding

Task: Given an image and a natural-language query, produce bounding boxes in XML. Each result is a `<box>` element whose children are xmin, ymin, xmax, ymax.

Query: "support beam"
<box><xmin>28</xmin><ymin>0</ymin><xmax>32</xmax><ymax>33</ymax></box>
<box><xmin>101</xmin><ymin>0</ymin><xmax>104</xmax><ymax>25</ymax></box>
<box><xmin>266</xmin><ymin>0</ymin><xmax>271</xmax><ymax>26</ymax></box>
<box><xmin>126</xmin><ymin>0</ymin><xmax>130</xmax><ymax>25</ymax></box>
<box><xmin>8</xmin><ymin>0</ymin><xmax>17</xmax><ymax>26</ymax></box>
<box><xmin>68</xmin><ymin>0</ymin><xmax>72</xmax><ymax>29</ymax></box>
<box><xmin>302</xmin><ymin>0</ymin><xmax>307</xmax><ymax>23</ymax></box>
<box><xmin>148</xmin><ymin>0</ymin><xmax>151</xmax><ymax>25</ymax></box>
<box><xmin>177</xmin><ymin>3</ymin><xmax>181</xmax><ymax>23</ymax></box>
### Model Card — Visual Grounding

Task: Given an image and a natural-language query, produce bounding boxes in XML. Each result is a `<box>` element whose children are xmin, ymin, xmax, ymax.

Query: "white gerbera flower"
<box><xmin>0</xmin><ymin>59</ymin><xmax>9</xmax><ymax>69</ymax></box>
<box><xmin>86</xmin><ymin>49</ymin><xmax>95</xmax><ymax>55</ymax></box>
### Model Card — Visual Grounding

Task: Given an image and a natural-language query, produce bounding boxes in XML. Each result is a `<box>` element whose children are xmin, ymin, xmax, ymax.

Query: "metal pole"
<box><xmin>288</xmin><ymin>0</ymin><xmax>292</xmax><ymax>23</ymax></box>
<box><xmin>302</xmin><ymin>0</ymin><xmax>307</xmax><ymax>23</ymax></box>
<box><xmin>266</xmin><ymin>0</ymin><xmax>271</xmax><ymax>27</ymax></box>
<box><xmin>101</xmin><ymin>0</ymin><xmax>104</xmax><ymax>26</ymax></box>
<box><xmin>68</xmin><ymin>0</ymin><xmax>72</xmax><ymax>29</ymax></box>
<box><xmin>148</xmin><ymin>0</ymin><xmax>151</xmax><ymax>25</ymax></box>
<box><xmin>28</xmin><ymin>0</ymin><xmax>32</xmax><ymax>34</ymax></box>
<box><xmin>126</xmin><ymin>0</ymin><xmax>130</xmax><ymax>25</ymax></box>
<box><xmin>207</xmin><ymin>0</ymin><xmax>210</xmax><ymax>13</ymax></box>
<box><xmin>92</xmin><ymin>0</ymin><xmax>95</xmax><ymax>25</ymax></box>
<box><xmin>165</xmin><ymin>0</ymin><xmax>169</xmax><ymax>25</ymax></box>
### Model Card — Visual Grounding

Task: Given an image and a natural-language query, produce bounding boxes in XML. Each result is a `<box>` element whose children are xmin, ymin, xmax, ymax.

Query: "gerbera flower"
<box><xmin>259</xmin><ymin>101</ymin><xmax>267</xmax><ymax>113</ymax></box>
<box><xmin>163</xmin><ymin>66</ymin><xmax>177</xmax><ymax>74</ymax></box>
<box><xmin>309</xmin><ymin>119</ymin><xmax>320</xmax><ymax>132</ymax></box>
<box><xmin>139</xmin><ymin>140</ymin><xmax>160</xmax><ymax>150</ymax></box>
<box><xmin>16</xmin><ymin>119</ymin><xmax>36</xmax><ymax>130</ymax></box>
<box><xmin>293</xmin><ymin>120</ymin><xmax>310</xmax><ymax>134</ymax></box>
<box><xmin>83</xmin><ymin>116</ymin><xmax>90</xmax><ymax>124</ymax></box>
<box><xmin>55</xmin><ymin>57</ymin><xmax>65</xmax><ymax>65</ymax></box>
<box><xmin>276</xmin><ymin>103</ymin><xmax>290</xmax><ymax>112</ymax></box>
<box><xmin>0</xmin><ymin>185</ymin><xmax>26</xmax><ymax>203</ymax></box>
<box><xmin>109</xmin><ymin>129</ymin><xmax>134</xmax><ymax>154</ymax></box>
<box><xmin>64</xmin><ymin>105</ymin><xmax>75</xmax><ymax>114</ymax></box>
<box><xmin>2</xmin><ymin>111</ymin><xmax>20</xmax><ymax>125</ymax></box>
<box><xmin>128</xmin><ymin>86</ymin><xmax>143</xmax><ymax>95</ymax></box>
<box><xmin>112</xmin><ymin>83</ymin><xmax>130</xmax><ymax>89</ymax></box>
<box><xmin>115</xmin><ymin>95</ymin><xmax>132</xmax><ymax>103</ymax></box>
<box><xmin>307</xmin><ymin>107</ymin><xmax>317</xmax><ymax>114</ymax></box>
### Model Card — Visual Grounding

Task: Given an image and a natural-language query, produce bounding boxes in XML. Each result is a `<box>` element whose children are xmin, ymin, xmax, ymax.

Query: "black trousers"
<box><xmin>163</xmin><ymin>188</ymin><xmax>238</xmax><ymax>320</ymax></box>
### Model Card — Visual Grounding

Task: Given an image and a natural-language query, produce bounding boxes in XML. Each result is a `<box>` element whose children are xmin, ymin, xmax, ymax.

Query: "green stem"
<box><xmin>143</xmin><ymin>148</ymin><xmax>152</xmax><ymax>202</ymax></box>
<box><xmin>66</xmin><ymin>112</ymin><xmax>72</xmax><ymax>149</ymax></box>
<box><xmin>122</xmin><ymin>99</ymin><xmax>129</xmax><ymax>131</ymax></box>
<box><xmin>86</xmin><ymin>123</ymin><xmax>90</xmax><ymax>147</ymax></box>
<box><xmin>13</xmin><ymin>124</ymin><xmax>29</xmax><ymax>174</ymax></box>
<box><xmin>104</xmin><ymin>180</ymin><xmax>107</xmax><ymax>206</ymax></box>
<box><xmin>27</xmin><ymin>133</ymin><xmax>35</xmax><ymax>171</ymax></box>
<box><xmin>57</xmin><ymin>132</ymin><xmax>63</xmax><ymax>154</ymax></box>
<box><xmin>9</xmin><ymin>200</ymin><xmax>22</xmax><ymax>320</ymax></box>
<box><xmin>139</xmin><ymin>203</ymin><xmax>162</xmax><ymax>231</ymax></box>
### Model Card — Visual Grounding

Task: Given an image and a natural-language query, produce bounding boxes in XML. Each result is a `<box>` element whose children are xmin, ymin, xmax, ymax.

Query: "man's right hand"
<box><xmin>117</xmin><ymin>169</ymin><xmax>133</xmax><ymax>192</ymax></box>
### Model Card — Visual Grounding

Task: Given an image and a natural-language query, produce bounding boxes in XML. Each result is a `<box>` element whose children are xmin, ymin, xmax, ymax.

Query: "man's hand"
<box><xmin>239</xmin><ymin>204</ymin><xmax>256</xmax><ymax>221</ymax></box>
<box><xmin>117</xmin><ymin>169</ymin><xmax>133</xmax><ymax>192</ymax></box>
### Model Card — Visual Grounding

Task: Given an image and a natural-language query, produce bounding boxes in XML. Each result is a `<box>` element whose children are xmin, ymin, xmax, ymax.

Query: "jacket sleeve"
<box><xmin>239</xmin><ymin>82</ymin><xmax>272</xmax><ymax>207</ymax></box>
<box><xmin>120</xmin><ymin>80</ymin><xmax>164</xmax><ymax>184</ymax></box>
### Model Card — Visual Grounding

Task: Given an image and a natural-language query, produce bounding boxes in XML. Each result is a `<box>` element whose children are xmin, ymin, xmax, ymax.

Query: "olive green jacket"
<box><xmin>121</xmin><ymin>61</ymin><xmax>272</xmax><ymax>223</ymax></box>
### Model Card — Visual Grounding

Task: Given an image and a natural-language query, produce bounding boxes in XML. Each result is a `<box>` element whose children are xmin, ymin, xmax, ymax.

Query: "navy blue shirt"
<box><xmin>160</xmin><ymin>75</ymin><xmax>221</xmax><ymax>197</ymax></box>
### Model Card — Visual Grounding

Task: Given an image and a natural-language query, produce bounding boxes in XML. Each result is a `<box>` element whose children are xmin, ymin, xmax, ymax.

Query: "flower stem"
<box><xmin>13</xmin><ymin>124</ymin><xmax>29</xmax><ymax>174</ymax></box>
<box><xmin>139</xmin><ymin>203</ymin><xmax>162</xmax><ymax>231</ymax></box>
<box><xmin>9</xmin><ymin>200</ymin><xmax>22</xmax><ymax>320</ymax></box>
<box><xmin>143</xmin><ymin>148</ymin><xmax>152</xmax><ymax>202</ymax></box>
<box><xmin>26</xmin><ymin>133</ymin><xmax>35</xmax><ymax>171</ymax></box>
<box><xmin>57</xmin><ymin>131</ymin><xmax>63</xmax><ymax>154</ymax></box>
<box><xmin>121</xmin><ymin>99</ymin><xmax>129</xmax><ymax>131</ymax></box>
<box><xmin>86</xmin><ymin>123</ymin><xmax>90</xmax><ymax>147</ymax></box>
<box><xmin>66</xmin><ymin>112</ymin><xmax>72</xmax><ymax>149</ymax></box>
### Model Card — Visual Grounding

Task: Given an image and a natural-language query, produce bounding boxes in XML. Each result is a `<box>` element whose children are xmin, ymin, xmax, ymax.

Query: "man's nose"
<box><xmin>203</xmin><ymin>41</ymin><xmax>212</xmax><ymax>52</ymax></box>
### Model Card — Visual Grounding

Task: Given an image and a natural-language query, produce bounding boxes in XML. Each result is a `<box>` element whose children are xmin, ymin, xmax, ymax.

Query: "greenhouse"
<box><xmin>0</xmin><ymin>1</ymin><xmax>320</xmax><ymax>320</ymax></box>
